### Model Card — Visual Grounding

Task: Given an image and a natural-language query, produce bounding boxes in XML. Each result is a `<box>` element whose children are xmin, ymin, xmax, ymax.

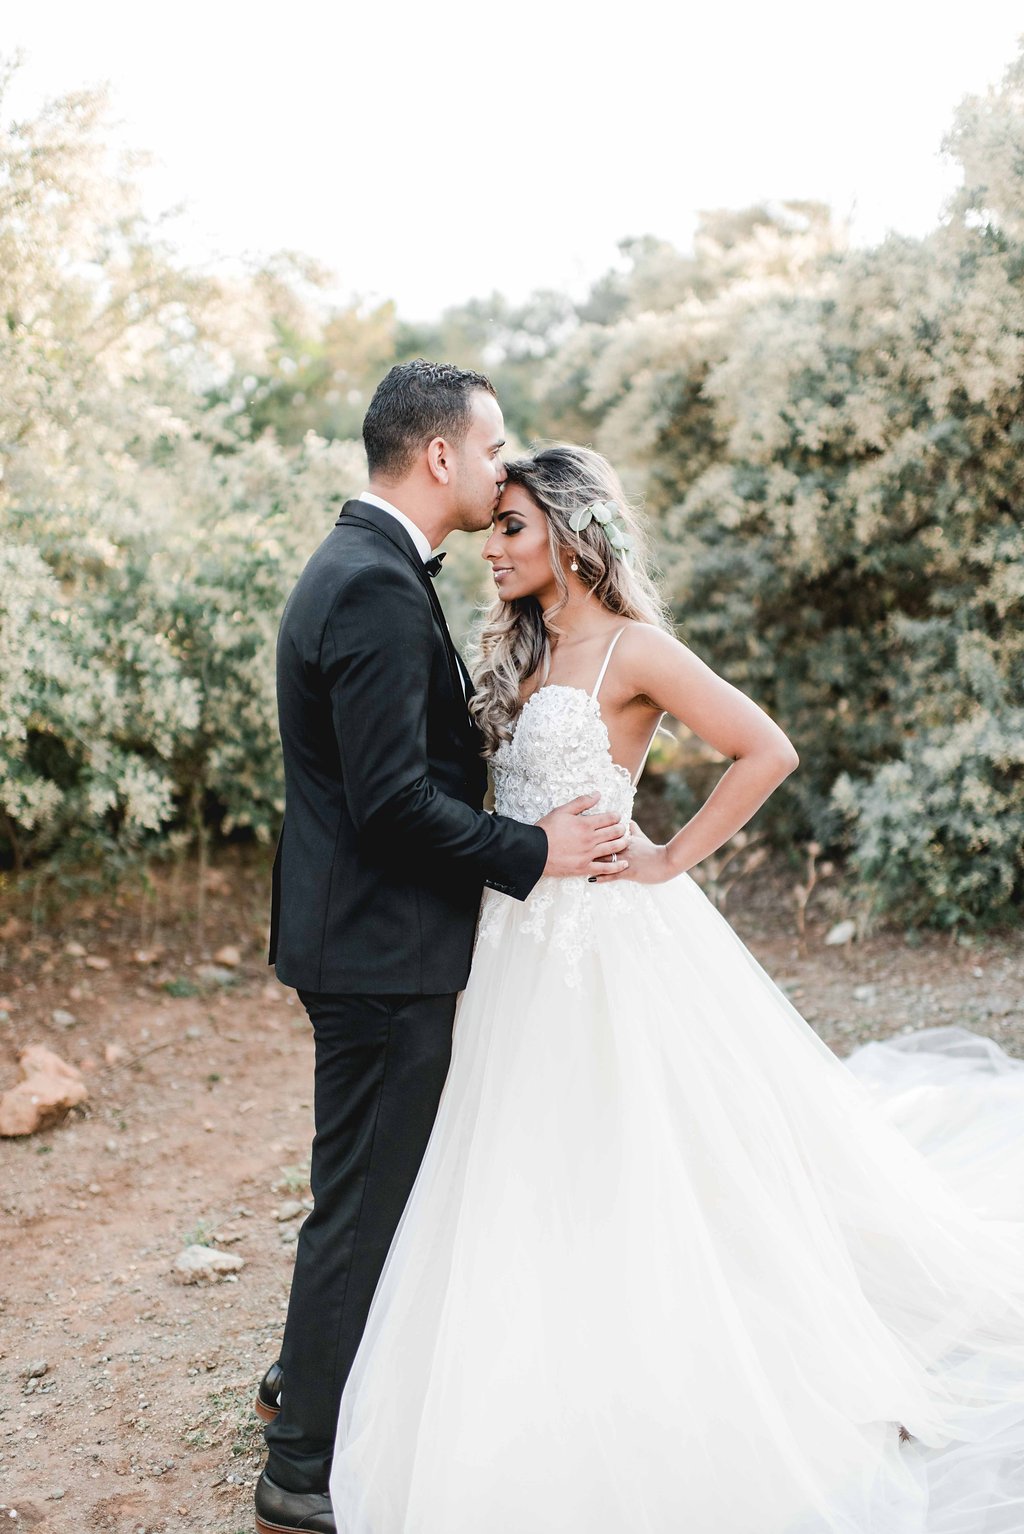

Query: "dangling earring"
<box><xmin>567</xmin><ymin>507</ymin><xmax>590</xmax><ymax>575</ymax></box>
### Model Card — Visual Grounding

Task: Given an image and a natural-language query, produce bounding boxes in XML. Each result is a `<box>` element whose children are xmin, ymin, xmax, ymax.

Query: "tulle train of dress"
<box><xmin>329</xmin><ymin>675</ymin><xmax>1024</xmax><ymax>1533</ymax></box>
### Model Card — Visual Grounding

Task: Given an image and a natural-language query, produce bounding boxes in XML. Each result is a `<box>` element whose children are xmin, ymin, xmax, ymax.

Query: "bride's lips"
<box><xmin>491</xmin><ymin>567</ymin><xmax>514</xmax><ymax>584</ymax></box>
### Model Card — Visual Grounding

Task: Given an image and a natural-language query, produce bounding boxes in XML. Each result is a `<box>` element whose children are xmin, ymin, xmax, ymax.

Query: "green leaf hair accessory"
<box><xmin>567</xmin><ymin>498</ymin><xmax>634</xmax><ymax>569</ymax></box>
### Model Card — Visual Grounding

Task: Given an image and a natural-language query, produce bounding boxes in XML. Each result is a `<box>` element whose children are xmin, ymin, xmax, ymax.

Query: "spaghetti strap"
<box><xmin>590</xmin><ymin>626</ymin><xmax>628</xmax><ymax>701</ymax></box>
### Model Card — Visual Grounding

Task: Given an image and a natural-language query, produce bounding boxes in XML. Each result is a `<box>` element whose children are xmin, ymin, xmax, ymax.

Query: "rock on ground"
<box><xmin>0</xmin><ymin>1045</ymin><xmax>88</xmax><ymax>1137</ymax></box>
<box><xmin>172</xmin><ymin>1244</ymin><xmax>247</xmax><ymax>1284</ymax></box>
<box><xmin>825</xmin><ymin>919</ymin><xmax>857</xmax><ymax>946</ymax></box>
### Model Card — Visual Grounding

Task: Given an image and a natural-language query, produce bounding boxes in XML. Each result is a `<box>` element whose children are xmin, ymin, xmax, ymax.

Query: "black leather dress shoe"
<box><xmin>254</xmin><ymin>1468</ymin><xmax>335</xmax><ymax>1533</ymax></box>
<box><xmin>255</xmin><ymin>1360</ymin><xmax>284</xmax><ymax>1423</ymax></box>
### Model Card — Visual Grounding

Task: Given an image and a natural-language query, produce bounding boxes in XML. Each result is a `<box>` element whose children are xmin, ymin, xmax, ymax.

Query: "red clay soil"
<box><xmin>0</xmin><ymin>850</ymin><xmax>1020</xmax><ymax>1533</ymax></box>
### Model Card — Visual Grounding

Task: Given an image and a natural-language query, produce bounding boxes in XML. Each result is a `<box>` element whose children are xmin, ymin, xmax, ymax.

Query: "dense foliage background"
<box><xmin>2</xmin><ymin>48</ymin><xmax>1022</xmax><ymax>927</ymax></box>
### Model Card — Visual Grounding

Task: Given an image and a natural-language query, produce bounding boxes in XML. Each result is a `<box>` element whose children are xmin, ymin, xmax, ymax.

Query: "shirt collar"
<box><xmin>359</xmin><ymin>492</ymin><xmax>433</xmax><ymax>564</ymax></box>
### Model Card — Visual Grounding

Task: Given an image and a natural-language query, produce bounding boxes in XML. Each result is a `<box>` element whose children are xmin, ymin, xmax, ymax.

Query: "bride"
<box><xmin>329</xmin><ymin>444</ymin><xmax>1024</xmax><ymax>1533</ymax></box>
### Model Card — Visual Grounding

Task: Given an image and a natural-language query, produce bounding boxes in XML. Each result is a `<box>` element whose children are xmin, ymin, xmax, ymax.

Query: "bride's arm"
<box><xmin>605</xmin><ymin>625</ymin><xmax>799</xmax><ymax>885</ymax></box>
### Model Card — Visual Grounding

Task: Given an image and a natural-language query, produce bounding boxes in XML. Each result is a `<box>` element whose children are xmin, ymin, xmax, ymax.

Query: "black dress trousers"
<box><xmin>264</xmin><ymin>988</ymin><xmax>457</xmax><ymax>1492</ymax></box>
<box><xmin>265</xmin><ymin>502</ymin><xmax>547</xmax><ymax>1493</ymax></box>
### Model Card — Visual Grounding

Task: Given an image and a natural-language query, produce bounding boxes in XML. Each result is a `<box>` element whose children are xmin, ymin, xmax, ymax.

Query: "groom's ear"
<box><xmin>426</xmin><ymin>435</ymin><xmax>451</xmax><ymax>485</ymax></box>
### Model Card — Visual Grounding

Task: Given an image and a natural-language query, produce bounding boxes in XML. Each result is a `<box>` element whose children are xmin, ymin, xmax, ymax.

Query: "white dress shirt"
<box><xmin>359</xmin><ymin>491</ymin><xmax>433</xmax><ymax>563</ymax></box>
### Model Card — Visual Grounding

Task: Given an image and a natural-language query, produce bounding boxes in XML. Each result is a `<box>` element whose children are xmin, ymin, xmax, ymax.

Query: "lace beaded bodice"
<box><xmin>491</xmin><ymin>684</ymin><xmax>637</xmax><ymax>828</ymax></box>
<box><xmin>476</xmin><ymin>631</ymin><xmax>670</xmax><ymax>985</ymax></box>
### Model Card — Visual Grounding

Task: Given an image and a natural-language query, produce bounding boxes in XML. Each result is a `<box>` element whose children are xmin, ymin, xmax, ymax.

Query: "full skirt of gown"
<box><xmin>328</xmin><ymin>683</ymin><xmax>1024</xmax><ymax>1532</ymax></box>
<box><xmin>329</xmin><ymin>872</ymin><xmax>1024</xmax><ymax>1533</ymax></box>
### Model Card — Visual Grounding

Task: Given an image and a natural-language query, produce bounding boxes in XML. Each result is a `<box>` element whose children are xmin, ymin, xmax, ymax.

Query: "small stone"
<box><xmin>64</xmin><ymin>940</ymin><xmax>87</xmax><ymax>958</ymax></box>
<box><xmin>0</xmin><ymin>1047</ymin><xmax>88</xmax><ymax>1137</ymax></box>
<box><xmin>195</xmin><ymin>964</ymin><xmax>235</xmax><ymax>987</ymax></box>
<box><xmin>279</xmin><ymin>1226</ymin><xmax>299</xmax><ymax>1246</ymax></box>
<box><xmin>853</xmin><ymin>984</ymin><xmax>877</xmax><ymax>1003</ymax></box>
<box><xmin>213</xmin><ymin>944</ymin><xmax>242</xmax><ymax>969</ymax></box>
<box><xmin>88</xmin><ymin>1183</ymin><xmax>101</xmax><ymax>1195</ymax></box>
<box><xmin>133</xmin><ymin>948</ymin><xmax>161</xmax><ymax>966</ymax></box>
<box><xmin>172</xmin><ymin>1245</ymin><xmax>246</xmax><ymax>1284</ymax></box>
<box><xmin>84</xmin><ymin>955</ymin><xmax>111</xmax><ymax>971</ymax></box>
<box><xmin>276</xmin><ymin>1199</ymin><xmax>304</xmax><ymax>1222</ymax></box>
<box><xmin>23</xmin><ymin>1359</ymin><xmax>48</xmax><ymax>1379</ymax></box>
<box><xmin>825</xmin><ymin>919</ymin><xmax>857</xmax><ymax>947</ymax></box>
<box><xmin>211</xmin><ymin>1226</ymin><xmax>244</xmax><ymax>1245</ymax></box>
<box><xmin>51</xmin><ymin>1008</ymin><xmax>77</xmax><ymax>1029</ymax></box>
<box><xmin>47</xmin><ymin>1487</ymin><xmax>66</xmax><ymax>1499</ymax></box>
<box><xmin>104</xmin><ymin>1043</ymin><xmax>127</xmax><ymax>1066</ymax></box>
<box><xmin>985</xmin><ymin>994</ymin><xmax>1014</xmax><ymax>1018</ymax></box>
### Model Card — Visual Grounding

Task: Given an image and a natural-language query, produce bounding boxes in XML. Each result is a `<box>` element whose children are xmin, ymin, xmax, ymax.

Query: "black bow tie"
<box><xmin>425</xmin><ymin>551</ymin><xmax>446</xmax><ymax>578</ymax></box>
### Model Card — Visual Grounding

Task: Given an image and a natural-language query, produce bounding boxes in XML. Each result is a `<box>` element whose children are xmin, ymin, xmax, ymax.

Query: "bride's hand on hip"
<box><xmin>592</xmin><ymin>820</ymin><xmax>673</xmax><ymax>885</ymax></box>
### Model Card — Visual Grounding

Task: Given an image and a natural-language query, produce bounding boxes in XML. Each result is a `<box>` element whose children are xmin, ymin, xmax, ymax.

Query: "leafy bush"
<box><xmin>3</xmin><ymin>48</ymin><xmax>1023</xmax><ymax>933</ymax></box>
<box><xmin>538</xmin><ymin>53</ymin><xmax>1024</xmax><ymax>927</ymax></box>
<box><xmin>0</xmin><ymin>69</ymin><xmax>363</xmax><ymax>878</ymax></box>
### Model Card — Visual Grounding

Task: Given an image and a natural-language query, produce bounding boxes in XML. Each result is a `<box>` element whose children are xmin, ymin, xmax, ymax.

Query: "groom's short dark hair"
<box><xmin>363</xmin><ymin>359</ymin><xmax>497</xmax><ymax>479</ymax></box>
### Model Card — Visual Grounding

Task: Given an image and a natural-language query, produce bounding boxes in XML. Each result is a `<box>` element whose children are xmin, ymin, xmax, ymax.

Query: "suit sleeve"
<box><xmin>321</xmin><ymin>564</ymin><xmax>547</xmax><ymax>901</ymax></box>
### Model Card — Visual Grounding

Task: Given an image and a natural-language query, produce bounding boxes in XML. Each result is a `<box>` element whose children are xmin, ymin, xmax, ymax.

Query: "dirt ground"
<box><xmin>0</xmin><ymin>850</ymin><xmax>1021</xmax><ymax>1534</ymax></box>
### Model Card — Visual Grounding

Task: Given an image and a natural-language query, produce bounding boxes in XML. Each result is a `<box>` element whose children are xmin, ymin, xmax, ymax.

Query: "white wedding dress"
<box><xmin>329</xmin><ymin>632</ymin><xmax>1024</xmax><ymax>1533</ymax></box>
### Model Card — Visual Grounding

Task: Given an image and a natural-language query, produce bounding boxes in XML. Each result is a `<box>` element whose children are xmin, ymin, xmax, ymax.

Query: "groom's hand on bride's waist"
<box><xmin>536</xmin><ymin>795</ymin><xmax>630</xmax><ymax>880</ymax></box>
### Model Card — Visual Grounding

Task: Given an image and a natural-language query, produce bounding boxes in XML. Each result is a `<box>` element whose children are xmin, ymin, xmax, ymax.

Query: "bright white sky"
<box><xmin>6</xmin><ymin>1</ymin><xmax>1023</xmax><ymax>319</ymax></box>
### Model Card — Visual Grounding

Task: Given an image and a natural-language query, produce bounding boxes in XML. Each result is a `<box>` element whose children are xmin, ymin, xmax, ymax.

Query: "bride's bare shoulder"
<box><xmin>609</xmin><ymin>622</ymin><xmax>702</xmax><ymax>712</ymax></box>
<box><xmin>616</xmin><ymin>621</ymin><xmax>798</xmax><ymax>764</ymax></box>
<box><xmin>615</xmin><ymin>621</ymin><xmax>696</xmax><ymax>674</ymax></box>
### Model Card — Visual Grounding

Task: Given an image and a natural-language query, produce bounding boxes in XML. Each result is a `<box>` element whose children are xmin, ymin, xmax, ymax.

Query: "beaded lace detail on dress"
<box><xmin>476</xmin><ymin>631</ymin><xmax>668</xmax><ymax>986</ymax></box>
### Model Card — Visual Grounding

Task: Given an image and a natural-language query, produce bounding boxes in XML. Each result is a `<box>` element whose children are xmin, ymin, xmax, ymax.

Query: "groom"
<box><xmin>256</xmin><ymin>359</ymin><xmax>630</xmax><ymax>1533</ymax></box>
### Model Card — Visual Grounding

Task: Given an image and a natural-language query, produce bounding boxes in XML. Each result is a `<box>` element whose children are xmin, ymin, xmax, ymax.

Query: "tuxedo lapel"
<box><xmin>337</xmin><ymin>499</ymin><xmax>427</xmax><ymax>575</ymax></box>
<box><xmin>454</xmin><ymin>650</ymin><xmax>475</xmax><ymax>702</ymax></box>
<box><xmin>337</xmin><ymin>502</ymin><xmax>474</xmax><ymax>735</ymax></box>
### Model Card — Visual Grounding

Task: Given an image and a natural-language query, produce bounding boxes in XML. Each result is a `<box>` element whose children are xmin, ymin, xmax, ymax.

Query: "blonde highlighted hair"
<box><xmin>469</xmin><ymin>443</ymin><xmax>670</xmax><ymax>757</ymax></box>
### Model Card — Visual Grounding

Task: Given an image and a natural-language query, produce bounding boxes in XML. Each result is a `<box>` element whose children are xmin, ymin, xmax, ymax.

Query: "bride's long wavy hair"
<box><xmin>469</xmin><ymin>443</ymin><xmax>670</xmax><ymax>757</ymax></box>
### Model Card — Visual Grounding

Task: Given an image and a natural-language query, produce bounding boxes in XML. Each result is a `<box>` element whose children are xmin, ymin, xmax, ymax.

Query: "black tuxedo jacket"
<box><xmin>268</xmin><ymin>499</ymin><xmax>548</xmax><ymax>994</ymax></box>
